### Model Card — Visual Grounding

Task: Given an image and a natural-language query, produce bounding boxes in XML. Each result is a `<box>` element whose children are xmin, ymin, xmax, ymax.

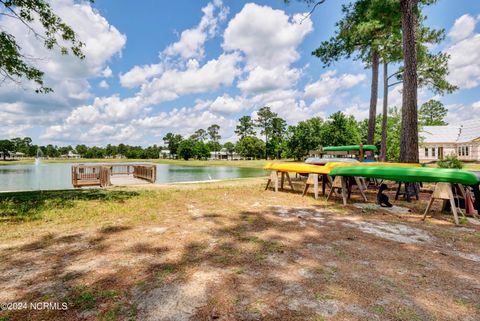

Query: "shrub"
<box><xmin>437</xmin><ymin>155</ymin><xmax>463</xmax><ymax>169</ymax></box>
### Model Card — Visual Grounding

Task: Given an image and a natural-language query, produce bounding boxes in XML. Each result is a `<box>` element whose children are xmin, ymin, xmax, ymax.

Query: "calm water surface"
<box><xmin>0</xmin><ymin>163</ymin><xmax>267</xmax><ymax>192</ymax></box>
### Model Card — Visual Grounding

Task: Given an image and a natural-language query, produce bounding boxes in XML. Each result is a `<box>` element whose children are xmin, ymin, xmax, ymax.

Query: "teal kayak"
<box><xmin>330</xmin><ymin>166</ymin><xmax>480</xmax><ymax>185</ymax></box>
<box><xmin>323</xmin><ymin>145</ymin><xmax>378</xmax><ymax>152</ymax></box>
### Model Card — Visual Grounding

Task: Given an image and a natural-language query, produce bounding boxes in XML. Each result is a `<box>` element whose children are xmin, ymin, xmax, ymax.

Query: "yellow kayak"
<box><xmin>264</xmin><ymin>161</ymin><xmax>421</xmax><ymax>175</ymax></box>
<box><xmin>265</xmin><ymin>162</ymin><xmax>333</xmax><ymax>174</ymax></box>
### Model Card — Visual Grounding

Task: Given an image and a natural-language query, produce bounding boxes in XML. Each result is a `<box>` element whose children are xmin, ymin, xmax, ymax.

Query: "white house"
<box><xmin>209</xmin><ymin>148</ymin><xmax>242</xmax><ymax>160</ymax></box>
<box><xmin>61</xmin><ymin>151</ymin><xmax>81</xmax><ymax>159</ymax></box>
<box><xmin>419</xmin><ymin>119</ymin><xmax>480</xmax><ymax>162</ymax></box>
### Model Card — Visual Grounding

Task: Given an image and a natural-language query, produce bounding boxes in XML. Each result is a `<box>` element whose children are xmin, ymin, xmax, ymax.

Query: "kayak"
<box><xmin>323</xmin><ymin>145</ymin><xmax>378</xmax><ymax>152</ymax></box>
<box><xmin>329</xmin><ymin>166</ymin><xmax>480</xmax><ymax>185</ymax></box>
<box><xmin>264</xmin><ymin>162</ymin><xmax>421</xmax><ymax>175</ymax></box>
<box><xmin>305</xmin><ymin>157</ymin><xmax>359</xmax><ymax>165</ymax></box>
<box><xmin>264</xmin><ymin>162</ymin><xmax>334</xmax><ymax>174</ymax></box>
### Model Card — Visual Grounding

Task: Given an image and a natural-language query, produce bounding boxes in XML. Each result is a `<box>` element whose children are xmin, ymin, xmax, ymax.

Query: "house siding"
<box><xmin>419</xmin><ymin>142</ymin><xmax>480</xmax><ymax>162</ymax></box>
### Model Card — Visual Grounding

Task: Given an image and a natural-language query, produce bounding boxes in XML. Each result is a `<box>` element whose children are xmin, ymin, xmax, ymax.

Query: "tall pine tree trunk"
<box><xmin>367</xmin><ymin>50</ymin><xmax>380</xmax><ymax>155</ymax></box>
<box><xmin>400</xmin><ymin>0</ymin><xmax>419</xmax><ymax>163</ymax></box>
<box><xmin>380</xmin><ymin>61</ymin><xmax>388</xmax><ymax>162</ymax></box>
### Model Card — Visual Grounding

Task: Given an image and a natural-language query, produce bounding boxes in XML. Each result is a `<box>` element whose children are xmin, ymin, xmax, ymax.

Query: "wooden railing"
<box><xmin>72</xmin><ymin>164</ymin><xmax>156</xmax><ymax>188</ymax></box>
<box><xmin>110</xmin><ymin>164</ymin><xmax>134</xmax><ymax>175</ymax></box>
<box><xmin>72</xmin><ymin>165</ymin><xmax>111</xmax><ymax>187</ymax></box>
<box><xmin>133</xmin><ymin>165</ymin><xmax>157</xmax><ymax>183</ymax></box>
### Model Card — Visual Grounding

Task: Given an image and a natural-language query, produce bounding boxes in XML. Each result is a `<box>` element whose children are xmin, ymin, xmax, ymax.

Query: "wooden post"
<box><xmin>354</xmin><ymin>176</ymin><xmax>368</xmax><ymax>202</ymax></box>
<box><xmin>285</xmin><ymin>172</ymin><xmax>295</xmax><ymax>191</ymax></box>
<box><xmin>423</xmin><ymin>182</ymin><xmax>460</xmax><ymax>225</ymax></box>
<box><xmin>327</xmin><ymin>176</ymin><xmax>345</xmax><ymax>203</ymax></box>
<box><xmin>341</xmin><ymin>177</ymin><xmax>348</xmax><ymax>205</ymax></box>
<box><xmin>265</xmin><ymin>171</ymin><xmax>279</xmax><ymax>192</ymax></box>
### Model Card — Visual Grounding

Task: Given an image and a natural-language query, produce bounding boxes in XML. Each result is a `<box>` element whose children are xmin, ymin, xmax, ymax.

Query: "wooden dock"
<box><xmin>71</xmin><ymin>164</ymin><xmax>156</xmax><ymax>188</ymax></box>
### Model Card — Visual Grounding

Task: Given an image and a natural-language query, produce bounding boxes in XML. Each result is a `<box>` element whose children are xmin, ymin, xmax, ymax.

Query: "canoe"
<box><xmin>323</xmin><ymin>145</ymin><xmax>378</xmax><ymax>152</ymax></box>
<box><xmin>329</xmin><ymin>166</ymin><xmax>480</xmax><ymax>185</ymax></box>
<box><xmin>305</xmin><ymin>157</ymin><xmax>359</xmax><ymax>165</ymax></box>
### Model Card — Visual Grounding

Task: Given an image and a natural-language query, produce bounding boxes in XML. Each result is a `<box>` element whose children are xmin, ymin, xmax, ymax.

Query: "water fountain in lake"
<box><xmin>34</xmin><ymin>148</ymin><xmax>44</xmax><ymax>190</ymax></box>
<box><xmin>35</xmin><ymin>148</ymin><xmax>44</xmax><ymax>166</ymax></box>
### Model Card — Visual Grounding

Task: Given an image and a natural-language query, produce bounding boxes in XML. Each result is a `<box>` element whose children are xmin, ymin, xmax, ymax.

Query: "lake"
<box><xmin>0</xmin><ymin>163</ymin><xmax>267</xmax><ymax>192</ymax></box>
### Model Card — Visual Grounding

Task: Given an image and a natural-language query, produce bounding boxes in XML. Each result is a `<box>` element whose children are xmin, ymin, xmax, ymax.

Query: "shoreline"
<box><xmin>0</xmin><ymin>176</ymin><xmax>267</xmax><ymax>194</ymax></box>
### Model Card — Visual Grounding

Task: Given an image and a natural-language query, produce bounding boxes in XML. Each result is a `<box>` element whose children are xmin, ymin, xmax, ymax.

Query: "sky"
<box><xmin>1</xmin><ymin>0</ymin><xmax>480</xmax><ymax>146</ymax></box>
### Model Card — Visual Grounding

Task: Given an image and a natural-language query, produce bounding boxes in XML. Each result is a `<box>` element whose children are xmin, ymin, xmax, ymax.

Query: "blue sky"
<box><xmin>1</xmin><ymin>0</ymin><xmax>480</xmax><ymax>146</ymax></box>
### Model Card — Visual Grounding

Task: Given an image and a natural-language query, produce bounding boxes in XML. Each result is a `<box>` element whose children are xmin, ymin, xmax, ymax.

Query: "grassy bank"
<box><xmin>2</xmin><ymin>158</ymin><xmax>480</xmax><ymax>170</ymax></box>
<box><xmin>0</xmin><ymin>178</ymin><xmax>479</xmax><ymax>320</ymax></box>
<box><xmin>0</xmin><ymin>158</ymin><xmax>269</xmax><ymax>169</ymax></box>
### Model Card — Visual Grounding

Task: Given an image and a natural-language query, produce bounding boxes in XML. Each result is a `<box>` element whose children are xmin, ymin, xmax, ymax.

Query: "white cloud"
<box><xmin>223</xmin><ymin>3</ymin><xmax>312</xmax><ymax>95</ymax></box>
<box><xmin>304</xmin><ymin>71</ymin><xmax>366</xmax><ymax>109</ymax></box>
<box><xmin>102</xmin><ymin>66</ymin><xmax>113</xmax><ymax>78</ymax></box>
<box><xmin>223</xmin><ymin>3</ymin><xmax>312</xmax><ymax>68</ymax></box>
<box><xmin>473</xmin><ymin>101</ymin><xmax>480</xmax><ymax>110</ymax></box>
<box><xmin>119</xmin><ymin>63</ymin><xmax>164</xmax><ymax>88</ymax></box>
<box><xmin>237</xmin><ymin>65</ymin><xmax>302</xmax><ymax>93</ymax></box>
<box><xmin>99</xmin><ymin>80</ymin><xmax>109</xmax><ymax>89</ymax></box>
<box><xmin>446</xmin><ymin>15</ymin><xmax>480</xmax><ymax>89</ymax></box>
<box><xmin>448</xmin><ymin>14</ymin><xmax>477</xmax><ymax>42</ymax></box>
<box><xmin>209</xmin><ymin>94</ymin><xmax>247</xmax><ymax>113</ymax></box>
<box><xmin>119</xmin><ymin>1</ymin><xmax>228</xmax><ymax>89</ymax></box>
<box><xmin>163</xmin><ymin>1</ymin><xmax>228</xmax><ymax>60</ymax></box>
<box><xmin>139</xmin><ymin>53</ymin><xmax>242</xmax><ymax>105</ymax></box>
<box><xmin>344</xmin><ymin>103</ymin><xmax>370</xmax><ymax>120</ymax></box>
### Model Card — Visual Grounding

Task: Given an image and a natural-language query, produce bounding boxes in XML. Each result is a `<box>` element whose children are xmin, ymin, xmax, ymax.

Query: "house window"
<box><xmin>425</xmin><ymin>148</ymin><xmax>429</xmax><ymax>157</ymax></box>
<box><xmin>466</xmin><ymin>146</ymin><xmax>469</xmax><ymax>156</ymax></box>
<box><xmin>432</xmin><ymin>148</ymin><xmax>436</xmax><ymax>157</ymax></box>
<box><xmin>458</xmin><ymin>147</ymin><xmax>462</xmax><ymax>156</ymax></box>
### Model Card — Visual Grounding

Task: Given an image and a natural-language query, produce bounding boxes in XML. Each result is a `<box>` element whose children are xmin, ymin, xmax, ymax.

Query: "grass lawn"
<box><xmin>0</xmin><ymin>158</ymin><xmax>269</xmax><ymax>169</ymax></box>
<box><xmin>0</xmin><ymin>178</ymin><xmax>479</xmax><ymax>320</ymax></box>
<box><xmin>2</xmin><ymin>158</ymin><xmax>480</xmax><ymax>171</ymax></box>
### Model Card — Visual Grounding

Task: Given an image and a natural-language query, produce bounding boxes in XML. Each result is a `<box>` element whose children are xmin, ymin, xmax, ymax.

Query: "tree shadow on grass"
<box><xmin>1</xmin><ymin>202</ymin><xmax>479</xmax><ymax>321</ymax></box>
<box><xmin>0</xmin><ymin>189</ymin><xmax>140</xmax><ymax>222</ymax></box>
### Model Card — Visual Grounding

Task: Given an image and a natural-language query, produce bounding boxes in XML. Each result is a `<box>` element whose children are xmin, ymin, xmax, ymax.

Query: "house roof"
<box><xmin>421</xmin><ymin>119</ymin><xmax>480</xmax><ymax>143</ymax></box>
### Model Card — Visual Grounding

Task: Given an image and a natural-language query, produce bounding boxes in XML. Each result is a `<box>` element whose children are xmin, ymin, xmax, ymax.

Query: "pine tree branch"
<box><xmin>300</xmin><ymin>0</ymin><xmax>327</xmax><ymax>23</ymax></box>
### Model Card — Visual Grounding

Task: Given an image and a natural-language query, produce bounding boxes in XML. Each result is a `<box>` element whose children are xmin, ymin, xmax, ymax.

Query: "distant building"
<box><xmin>61</xmin><ymin>151</ymin><xmax>81</xmax><ymax>159</ymax></box>
<box><xmin>0</xmin><ymin>151</ymin><xmax>25</xmax><ymax>159</ymax></box>
<box><xmin>209</xmin><ymin>148</ymin><xmax>241</xmax><ymax>160</ymax></box>
<box><xmin>160</xmin><ymin>149</ymin><xmax>175</xmax><ymax>159</ymax></box>
<box><xmin>419</xmin><ymin>119</ymin><xmax>480</xmax><ymax>162</ymax></box>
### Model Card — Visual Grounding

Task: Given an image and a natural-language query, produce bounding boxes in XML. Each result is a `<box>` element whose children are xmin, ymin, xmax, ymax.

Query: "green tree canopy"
<box><xmin>235</xmin><ymin>136</ymin><xmax>265</xmax><ymax>159</ymax></box>
<box><xmin>419</xmin><ymin>99</ymin><xmax>448</xmax><ymax>126</ymax></box>
<box><xmin>193</xmin><ymin>140</ymin><xmax>210</xmax><ymax>160</ymax></box>
<box><xmin>0</xmin><ymin>139</ymin><xmax>15</xmax><ymax>160</ymax></box>
<box><xmin>162</xmin><ymin>133</ymin><xmax>183</xmax><ymax>156</ymax></box>
<box><xmin>268</xmin><ymin>117</ymin><xmax>287</xmax><ymax>159</ymax></box>
<box><xmin>320</xmin><ymin>112</ymin><xmax>361</xmax><ymax>147</ymax></box>
<box><xmin>190</xmin><ymin>129</ymin><xmax>207</xmax><ymax>142</ymax></box>
<box><xmin>177</xmin><ymin>139</ymin><xmax>196</xmax><ymax>160</ymax></box>
<box><xmin>285</xmin><ymin>117</ymin><xmax>323</xmax><ymax>160</ymax></box>
<box><xmin>235</xmin><ymin>116</ymin><xmax>256</xmax><ymax>139</ymax></box>
<box><xmin>223</xmin><ymin>142</ymin><xmax>236</xmax><ymax>157</ymax></box>
<box><xmin>255</xmin><ymin>106</ymin><xmax>277</xmax><ymax>159</ymax></box>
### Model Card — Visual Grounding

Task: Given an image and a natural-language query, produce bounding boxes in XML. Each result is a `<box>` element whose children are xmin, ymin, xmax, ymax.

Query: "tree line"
<box><xmin>0</xmin><ymin>101</ymin><xmax>446</xmax><ymax>161</ymax></box>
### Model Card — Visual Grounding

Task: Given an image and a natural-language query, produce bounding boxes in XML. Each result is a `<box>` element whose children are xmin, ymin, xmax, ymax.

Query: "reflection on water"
<box><xmin>0</xmin><ymin>163</ymin><xmax>266</xmax><ymax>192</ymax></box>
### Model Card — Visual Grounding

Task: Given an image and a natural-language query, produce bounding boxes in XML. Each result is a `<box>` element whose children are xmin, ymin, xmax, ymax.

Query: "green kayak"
<box><xmin>330</xmin><ymin>166</ymin><xmax>480</xmax><ymax>185</ymax></box>
<box><xmin>323</xmin><ymin>145</ymin><xmax>378</xmax><ymax>152</ymax></box>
